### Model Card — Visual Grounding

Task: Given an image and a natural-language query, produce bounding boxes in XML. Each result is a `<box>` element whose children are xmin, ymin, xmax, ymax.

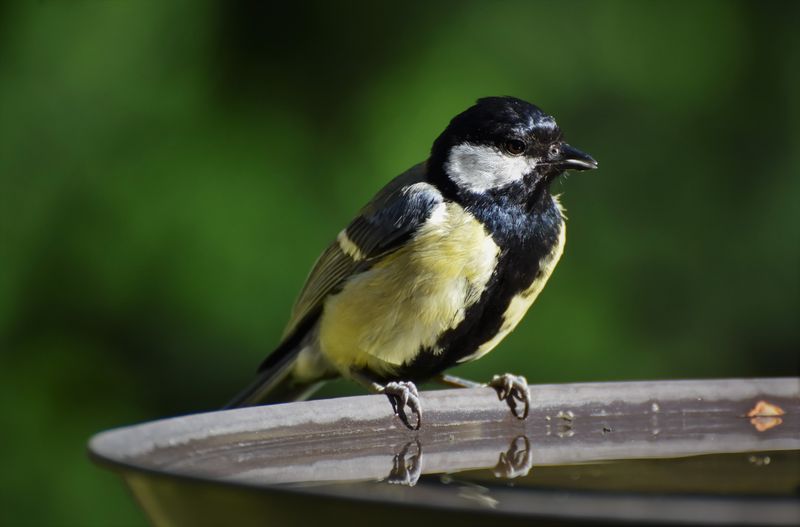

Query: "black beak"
<box><xmin>560</xmin><ymin>143</ymin><xmax>598</xmax><ymax>171</ymax></box>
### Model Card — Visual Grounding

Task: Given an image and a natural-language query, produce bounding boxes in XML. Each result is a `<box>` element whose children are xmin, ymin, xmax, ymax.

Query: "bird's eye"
<box><xmin>548</xmin><ymin>144</ymin><xmax>561</xmax><ymax>157</ymax></box>
<box><xmin>503</xmin><ymin>139</ymin><xmax>527</xmax><ymax>156</ymax></box>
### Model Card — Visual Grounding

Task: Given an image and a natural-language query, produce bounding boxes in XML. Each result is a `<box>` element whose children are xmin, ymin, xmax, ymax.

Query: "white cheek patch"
<box><xmin>445</xmin><ymin>143</ymin><xmax>538</xmax><ymax>193</ymax></box>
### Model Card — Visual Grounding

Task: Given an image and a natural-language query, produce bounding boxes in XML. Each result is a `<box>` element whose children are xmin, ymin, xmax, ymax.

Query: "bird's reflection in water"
<box><xmin>384</xmin><ymin>434</ymin><xmax>533</xmax><ymax>489</ymax></box>
<box><xmin>387</xmin><ymin>439</ymin><xmax>423</xmax><ymax>486</ymax></box>
<box><xmin>493</xmin><ymin>435</ymin><xmax>533</xmax><ymax>479</ymax></box>
<box><xmin>447</xmin><ymin>477</ymin><xmax>499</xmax><ymax>509</ymax></box>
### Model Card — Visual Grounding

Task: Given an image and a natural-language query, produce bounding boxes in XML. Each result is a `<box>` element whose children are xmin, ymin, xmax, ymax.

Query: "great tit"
<box><xmin>228</xmin><ymin>96</ymin><xmax>597</xmax><ymax>429</ymax></box>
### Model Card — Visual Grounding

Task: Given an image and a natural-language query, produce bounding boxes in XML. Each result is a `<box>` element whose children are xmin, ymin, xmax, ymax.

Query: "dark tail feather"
<box><xmin>226</xmin><ymin>312</ymin><xmax>325</xmax><ymax>409</ymax></box>
<box><xmin>224</xmin><ymin>348</ymin><xmax>322</xmax><ymax>409</ymax></box>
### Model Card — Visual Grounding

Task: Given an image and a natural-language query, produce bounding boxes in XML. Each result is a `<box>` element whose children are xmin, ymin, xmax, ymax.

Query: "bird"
<box><xmin>227</xmin><ymin>96</ymin><xmax>597</xmax><ymax>429</ymax></box>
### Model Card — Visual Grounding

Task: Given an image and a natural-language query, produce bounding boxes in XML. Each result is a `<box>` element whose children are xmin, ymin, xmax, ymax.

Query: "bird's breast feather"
<box><xmin>319</xmin><ymin>202</ymin><xmax>500</xmax><ymax>374</ymax></box>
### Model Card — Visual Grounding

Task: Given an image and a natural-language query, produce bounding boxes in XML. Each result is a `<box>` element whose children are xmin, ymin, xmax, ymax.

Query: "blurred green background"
<box><xmin>1</xmin><ymin>0</ymin><xmax>798</xmax><ymax>525</ymax></box>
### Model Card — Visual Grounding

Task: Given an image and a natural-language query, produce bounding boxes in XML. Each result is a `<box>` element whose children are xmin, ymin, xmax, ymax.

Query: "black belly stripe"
<box><xmin>381</xmin><ymin>189</ymin><xmax>564</xmax><ymax>383</ymax></box>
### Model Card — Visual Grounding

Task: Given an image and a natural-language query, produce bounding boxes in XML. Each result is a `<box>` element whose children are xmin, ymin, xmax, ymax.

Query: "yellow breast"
<box><xmin>318</xmin><ymin>202</ymin><xmax>499</xmax><ymax>376</ymax></box>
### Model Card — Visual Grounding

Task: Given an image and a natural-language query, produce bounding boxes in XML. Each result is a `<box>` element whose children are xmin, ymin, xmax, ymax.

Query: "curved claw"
<box><xmin>388</xmin><ymin>440</ymin><xmax>423</xmax><ymax>486</ymax></box>
<box><xmin>489</xmin><ymin>373</ymin><xmax>531</xmax><ymax>420</ymax></box>
<box><xmin>493</xmin><ymin>435</ymin><xmax>533</xmax><ymax>479</ymax></box>
<box><xmin>383</xmin><ymin>381</ymin><xmax>422</xmax><ymax>430</ymax></box>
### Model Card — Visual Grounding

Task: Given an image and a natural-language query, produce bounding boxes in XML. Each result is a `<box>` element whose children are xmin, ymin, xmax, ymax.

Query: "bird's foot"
<box><xmin>387</xmin><ymin>440</ymin><xmax>423</xmax><ymax>486</ymax></box>
<box><xmin>493</xmin><ymin>435</ymin><xmax>533</xmax><ymax>479</ymax></box>
<box><xmin>382</xmin><ymin>381</ymin><xmax>422</xmax><ymax>430</ymax></box>
<box><xmin>488</xmin><ymin>373</ymin><xmax>530</xmax><ymax>419</ymax></box>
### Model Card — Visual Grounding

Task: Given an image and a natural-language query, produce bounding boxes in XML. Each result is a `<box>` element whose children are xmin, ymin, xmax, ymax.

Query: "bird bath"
<box><xmin>89</xmin><ymin>378</ymin><xmax>799</xmax><ymax>526</ymax></box>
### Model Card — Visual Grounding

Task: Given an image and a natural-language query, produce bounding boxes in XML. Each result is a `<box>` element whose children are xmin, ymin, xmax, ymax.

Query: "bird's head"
<box><xmin>430</xmin><ymin>97</ymin><xmax>597</xmax><ymax>199</ymax></box>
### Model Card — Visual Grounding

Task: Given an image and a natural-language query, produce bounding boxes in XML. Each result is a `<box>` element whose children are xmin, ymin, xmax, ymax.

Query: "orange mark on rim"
<box><xmin>747</xmin><ymin>400</ymin><xmax>785</xmax><ymax>432</ymax></box>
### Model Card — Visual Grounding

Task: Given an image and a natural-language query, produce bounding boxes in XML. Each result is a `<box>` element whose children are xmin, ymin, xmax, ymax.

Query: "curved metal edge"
<box><xmin>89</xmin><ymin>377</ymin><xmax>799</xmax><ymax>464</ymax></box>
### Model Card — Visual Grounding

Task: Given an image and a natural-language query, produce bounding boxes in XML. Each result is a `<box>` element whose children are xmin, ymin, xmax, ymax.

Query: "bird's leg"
<box><xmin>435</xmin><ymin>372</ymin><xmax>531</xmax><ymax>420</ymax></box>
<box><xmin>351</xmin><ymin>371</ymin><xmax>422</xmax><ymax>430</ymax></box>
<box><xmin>437</xmin><ymin>373</ymin><xmax>482</xmax><ymax>389</ymax></box>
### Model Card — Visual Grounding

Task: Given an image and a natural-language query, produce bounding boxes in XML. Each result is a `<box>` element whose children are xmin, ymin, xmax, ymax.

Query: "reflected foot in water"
<box><xmin>493</xmin><ymin>435</ymin><xmax>533</xmax><ymax>479</ymax></box>
<box><xmin>387</xmin><ymin>440</ymin><xmax>422</xmax><ymax>486</ymax></box>
<box><xmin>489</xmin><ymin>373</ymin><xmax>531</xmax><ymax>419</ymax></box>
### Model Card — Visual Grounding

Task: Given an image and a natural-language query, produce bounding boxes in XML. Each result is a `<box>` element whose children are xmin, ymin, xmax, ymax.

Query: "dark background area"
<box><xmin>1</xmin><ymin>1</ymin><xmax>798</xmax><ymax>525</ymax></box>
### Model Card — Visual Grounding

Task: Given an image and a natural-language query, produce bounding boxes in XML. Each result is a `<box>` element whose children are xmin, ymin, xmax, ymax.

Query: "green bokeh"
<box><xmin>1</xmin><ymin>1</ymin><xmax>797</xmax><ymax>525</ymax></box>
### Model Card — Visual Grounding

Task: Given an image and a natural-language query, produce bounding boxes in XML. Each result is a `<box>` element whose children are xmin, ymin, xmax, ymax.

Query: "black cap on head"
<box><xmin>431</xmin><ymin>96</ymin><xmax>560</xmax><ymax>158</ymax></box>
<box><xmin>429</xmin><ymin>97</ymin><xmax>597</xmax><ymax>200</ymax></box>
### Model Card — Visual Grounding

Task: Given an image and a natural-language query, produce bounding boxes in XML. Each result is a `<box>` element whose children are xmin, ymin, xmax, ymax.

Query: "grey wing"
<box><xmin>276</xmin><ymin>161</ymin><xmax>443</xmax><ymax>343</ymax></box>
